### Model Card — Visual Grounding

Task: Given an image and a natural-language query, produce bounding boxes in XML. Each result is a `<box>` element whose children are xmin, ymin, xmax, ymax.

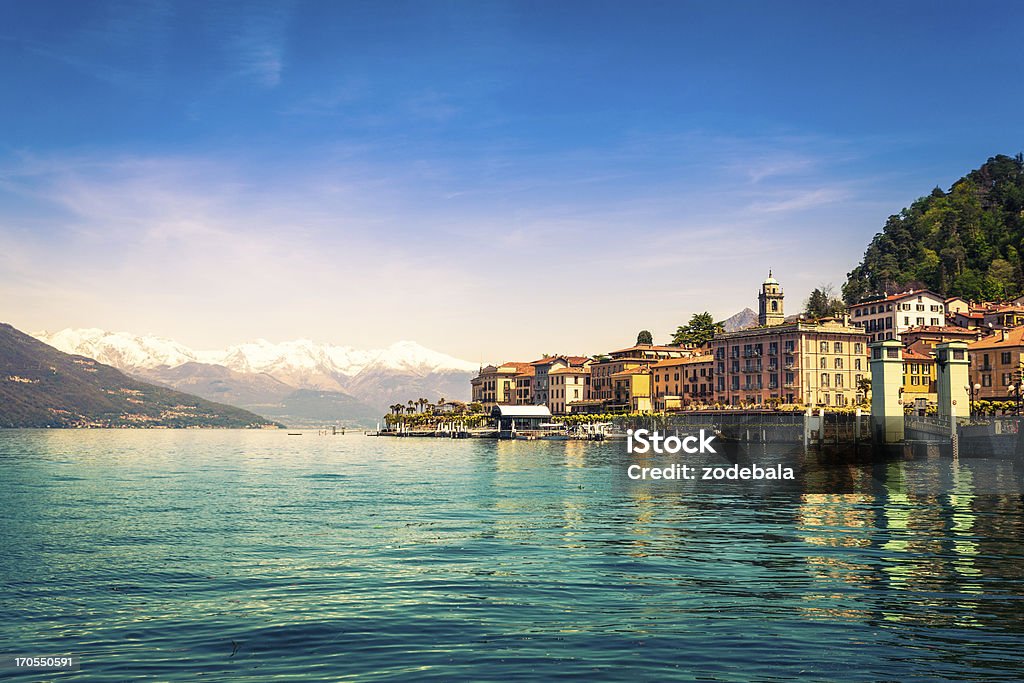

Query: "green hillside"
<box><xmin>843</xmin><ymin>154</ymin><xmax>1024</xmax><ymax>302</ymax></box>
<box><xmin>0</xmin><ymin>322</ymin><xmax>281</xmax><ymax>428</ymax></box>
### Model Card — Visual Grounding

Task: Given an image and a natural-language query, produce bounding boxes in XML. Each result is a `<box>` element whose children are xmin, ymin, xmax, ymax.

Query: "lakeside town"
<box><xmin>386</xmin><ymin>271</ymin><xmax>1024</xmax><ymax>432</ymax></box>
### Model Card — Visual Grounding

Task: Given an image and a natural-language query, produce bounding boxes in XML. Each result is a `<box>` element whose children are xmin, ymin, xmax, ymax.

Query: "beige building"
<box><xmin>530</xmin><ymin>355</ymin><xmax>591</xmax><ymax>407</ymax></box>
<box><xmin>651</xmin><ymin>354</ymin><xmax>714</xmax><ymax>410</ymax></box>
<box><xmin>471</xmin><ymin>362</ymin><xmax>533</xmax><ymax>409</ymax></box>
<box><xmin>968</xmin><ymin>327</ymin><xmax>1024</xmax><ymax>400</ymax></box>
<box><xmin>711</xmin><ymin>319</ymin><xmax>869</xmax><ymax>407</ymax></box>
<box><xmin>549</xmin><ymin>366</ymin><xmax>591</xmax><ymax>414</ymax></box>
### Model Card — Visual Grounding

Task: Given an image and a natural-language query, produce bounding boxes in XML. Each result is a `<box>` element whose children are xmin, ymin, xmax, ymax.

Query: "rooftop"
<box><xmin>490</xmin><ymin>405</ymin><xmax>553</xmax><ymax>418</ymax></box>
<box><xmin>651</xmin><ymin>354</ymin><xmax>714</xmax><ymax>368</ymax></box>
<box><xmin>850</xmin><ymin>289</ymin><xmax>945</xmax><ymax>307</ymax></box>
<box><xmin>968</xmin><ymin>327</ymin><xmax>1024</xmax><ymax>350</ymax></box>
<box><xmin>549</xmin><ymin>366</ymin><xmax>591</xmax><ymax>375</ymax></box>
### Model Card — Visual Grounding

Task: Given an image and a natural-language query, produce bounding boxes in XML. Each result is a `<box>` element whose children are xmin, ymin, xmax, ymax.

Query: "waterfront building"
<box><xmin>651</xmin><ymin>354</ymin><xmax>714</xmax><ymax>411</ymax></box>
<box><xmin>757</xmin><ymin>271</ymin><xmax>785</xmax><ymax>326</ymax></box>
<box><xmin>848</xmin><ymin>289</ymin><xmax>946</xmax><ymax>342</ymax></box>
<box><xmin>711</xmin><ymin>318</ymin><xmax>869</xmax><ymax>407</ymax></box>
<box><xmin>471</xmin><ymin>362</ymin><xmax>533</xmax><ymax>409</ymax></box>
<box><xmin>549</xmin><ymin>365</ymin><xmax>591</xmax><ymax>414</ymax></box>
<box><xmin>490</xmin><ymin>404</ymin><xmax>552</xmax><ymax>434</ymax></box>
<box><xmin>609</xmin><ymin>366</ymin><xmax>653</xmax><ymax>413</ymax></box>
<box><xmin>967</xmin><ymin>327</ymin><xmax>1024</xmax><ymax>400</ymax></box>
<box><xmin>530</xmin><ymin>355</ymin><xmax>591</xmax><ymax>407</ymax></box>
<box><xmin>513</xmin><ymin>365</ymin><xmax>535</xmax><ymax>405</ymax></box>
<box><xmin>589</xmin><ymin>344</ymin><xmax>691</xmax><ymax>405</ymax></box>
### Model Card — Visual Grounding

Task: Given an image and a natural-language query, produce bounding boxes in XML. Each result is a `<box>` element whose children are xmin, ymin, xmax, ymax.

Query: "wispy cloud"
<box><xmin>749</xmin><ymin>187</ymin><xmax>850</xmax><ymax>213</ymax></box>
<box><xmin>220</xmin><ymin>2</ymin><xmax>292</xmax><ymax>87</ymax></box>
<box><xmin>0</xmin><ymin>130</ymin><xmax>891</xmax><ymax>357</ymax></box>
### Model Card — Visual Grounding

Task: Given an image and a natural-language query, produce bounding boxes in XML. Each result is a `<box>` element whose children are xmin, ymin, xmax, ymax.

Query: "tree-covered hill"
<box><xmin>0</xmin><ymin>322</ymin><xmax>281</xmax><ymax>428</ymax></box>
<box><xmin>843</xmin><ymin>154</ymin><xmax>1024</xmax><ymax>303</ymax></box>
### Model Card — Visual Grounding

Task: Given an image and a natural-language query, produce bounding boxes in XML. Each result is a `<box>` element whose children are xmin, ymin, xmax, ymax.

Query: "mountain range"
<box><xmin>34</xmin><ymin>329</ymin><xmax>479</xmax><ymax>427</ymax></box>
<box><xmin>0</xmin><ymin>323</ymin><xmax>278</xmax><ymax>428</ymax></box>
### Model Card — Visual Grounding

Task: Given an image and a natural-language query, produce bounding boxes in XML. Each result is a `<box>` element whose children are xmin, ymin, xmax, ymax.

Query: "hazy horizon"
<box><xmin>4</xmin><ymin>1</ymin><xmax>1024</xmax><ymax>360</ymax></box>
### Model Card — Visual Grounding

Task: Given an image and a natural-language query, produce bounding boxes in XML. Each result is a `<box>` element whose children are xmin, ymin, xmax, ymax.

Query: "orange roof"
<box><xmin>650</xmin><ymin>354</ymin><xmax>714</xmax><ymax>368</ymax></box>
<box><xmin>902</xmin><ymin>341</ymin><xmax>934</xmax><ymax>361</ymax></box>
<box><xmin>530</xmin><ymin>354</ymin><xmax>591</xmax><ymax>366</ymax></box>
<box><xmin>851</xmin><ymin>289</ymin><xmax>943</xmax><ymax>307</ymax></box>
<box><xmin>608</xmin><ymin>344</ymin><xmax>687</xmax><ymax>355</ymax></box>
<box><xmin>902</xmin><ymin>325</ymin><xmax>980</xmax><ymax>337</ymax></box>
<box><xmin>968</xmin><ymin>327</ymin><xmax>1024</xmax><ymax>350</ymax></box>
<box><xmin>549</xmin><ymin>366</ymin><xmax>591</xmax><ymax>375</ymax></box>
<box><xmin>499</xmin><ymin>362</ymin><xmax>535</xmax><ymax>374</ymax></box>
<box><xmin>611</xmin><ymin>366</ymin><xmax>652</xmax><ymax>378</ymax></box>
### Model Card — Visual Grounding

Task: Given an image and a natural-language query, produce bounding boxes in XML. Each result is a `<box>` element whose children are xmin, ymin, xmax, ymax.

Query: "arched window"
<box><xmin>771</xmin><ymin>301</ymin><xmax>778</xmax><ymax>312</ymax></box>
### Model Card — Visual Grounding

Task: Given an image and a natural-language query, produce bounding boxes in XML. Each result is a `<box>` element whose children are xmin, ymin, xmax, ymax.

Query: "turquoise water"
<box><xmin>2</xmin><ymin>430</ymin><xmax>1023</xmax><ymax>681</ymax></box>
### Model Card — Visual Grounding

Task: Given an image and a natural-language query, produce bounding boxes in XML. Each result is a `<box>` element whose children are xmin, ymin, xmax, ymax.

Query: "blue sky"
<box><xmin>2</xmin><ymin>0</ymin><xmax>1023</xmax><ymax>360</ymax></box>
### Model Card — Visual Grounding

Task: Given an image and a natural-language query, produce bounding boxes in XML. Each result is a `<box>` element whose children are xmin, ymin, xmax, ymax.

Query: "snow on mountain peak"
<box><xmin>32</xmin><ymin>328</ymin><xmax>477</xmax><ymax>379</ymax></box>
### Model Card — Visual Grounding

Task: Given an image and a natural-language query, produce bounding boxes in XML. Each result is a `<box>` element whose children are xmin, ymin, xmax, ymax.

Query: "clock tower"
<box><xmin>758</xmin><ymin>271</ymin><xmax>784</xmax><ymax>326</ymax></box>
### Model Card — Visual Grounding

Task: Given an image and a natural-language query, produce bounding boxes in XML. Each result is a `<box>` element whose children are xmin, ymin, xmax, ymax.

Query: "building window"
<box><xmin>835</xmin><ymin>358</ymin><xmax>843</xmax><ymax>369</ymax></box>
<box><xmin>821</xmin><ymin>374</ymin><xmax>830</xmax><ymax>387</ymax></box>
<box><xmin>854</xmin><ymin>343</ymin><xmax>863</xmax><ymax>354</ymax></box>
<box><xmin>834</xmin><ymin>342</ymin><xmax>842</xmax><ymax>353</ymax></box>
<box><xmin>820</xmin><ymin>357</ymin><xmax>827</xmax><ymax>369</ymax></box>
<box><xmin>855</xmin><ymin>358</ymin><xmax>862</xmax><ymax>370</ymax></box>
<box><xmin>820</xmin><ymin>341</ymin><xmax>828</xmax><ymax>353</ymax></box>
<box><xmin>1002</xmin><ymin>352</ymin><xmax>1012</xmax><ymax>365</ymax></box>
<box><xmin>983</xmin><ymin>375</ymin><xmax>992</xmax><ymax>387</ymax></box>
<box><xmin>835</xmin><ymin>374</ymin><xmax>843</xmax><ymax>388</ymax></box>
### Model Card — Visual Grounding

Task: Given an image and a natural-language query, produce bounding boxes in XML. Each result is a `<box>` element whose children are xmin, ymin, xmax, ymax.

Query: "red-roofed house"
<box><xmin>848</xmin><ymin>289</ymin><xmax>946</xmax><ymax>342</ymax></box>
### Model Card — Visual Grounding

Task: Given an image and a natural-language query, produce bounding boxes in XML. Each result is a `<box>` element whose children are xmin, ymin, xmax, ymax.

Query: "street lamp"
<box><xmin>969</xmin><ymin>382</ymin><xmax>981</xmax><ymax>417</ymax></box>
<box><xmin>1009</xmin><ymin>384</ymin><xmax>1022</xmax><ymax>416</ymax></box>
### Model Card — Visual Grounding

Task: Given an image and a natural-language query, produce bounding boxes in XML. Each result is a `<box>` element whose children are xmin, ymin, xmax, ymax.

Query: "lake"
<box><xmin>2</xmin><ymin>430</ymin><xmax>1023</xmax><ymax>681</ymax></box>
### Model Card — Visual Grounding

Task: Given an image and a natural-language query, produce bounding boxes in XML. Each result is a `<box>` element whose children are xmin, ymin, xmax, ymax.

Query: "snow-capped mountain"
<box><xmin>33</xmin><ymin>329</ymin><xmax>478</xmax><ymax>424</ymax></box>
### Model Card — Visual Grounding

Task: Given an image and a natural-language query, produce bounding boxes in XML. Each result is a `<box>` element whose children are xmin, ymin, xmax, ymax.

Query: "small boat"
<box><xmin>538</xmin><ymin>423</ymin><xmax>571</xmax><ymax>440</ymax></box>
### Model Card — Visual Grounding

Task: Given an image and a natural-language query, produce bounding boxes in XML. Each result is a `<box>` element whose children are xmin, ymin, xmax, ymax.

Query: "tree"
<box><xmin>843</xmin><ymin>154</ymin><xmax>1024</xmax><ymax>302</ymax></box>
<box><xmin>637</xmin><ymin>330</ymin><xmax>653</xmax><ymax>345</ymax></box>
<box><xmin>804</xmin><ymin>283</ymin><xmax>847</xmax><ymax>319</ymax></box>
<box><xmin>672</xmin><ymin>312</ymin><xmax>724</xmax><ymax>347</ymax></box>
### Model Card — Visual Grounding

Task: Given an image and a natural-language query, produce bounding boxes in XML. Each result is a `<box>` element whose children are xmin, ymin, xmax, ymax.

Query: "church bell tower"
<box><xmin>758</xmin><ymin>270</ymin><xmax>784</xmax><ymax>326</ymax></box>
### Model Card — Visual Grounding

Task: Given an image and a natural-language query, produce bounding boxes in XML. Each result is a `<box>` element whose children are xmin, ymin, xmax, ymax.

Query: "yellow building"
<box><xmin>610</xmin><ymin>366</ymin><xmax>653</xmax><ymax>413</ymax></box>
<box><xmin>901</xmin><ymin>342</ymin><xmax>936</xmax><ymax>404</ymax></box>
<box><xmin>651</xmin><ymin>354</ymin><xmax>714</xmax><ymax>411</ymax></box>
<box><xmin>549</xmin><ymin>366</ymin><xmax>591</xmax><ymax>414</ymax></box>
<box><xmin>589</xmin><ymin>344</ymin><xmax>691</xmax><ymax>404</ymax></box>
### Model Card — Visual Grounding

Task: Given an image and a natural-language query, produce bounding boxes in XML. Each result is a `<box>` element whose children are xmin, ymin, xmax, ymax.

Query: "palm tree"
<box><xmin>418</xmin><ymin>397</ymin><xmax>428</xmax><ymax>413</ymax></box>
<box><xmin>438</xmin><ymin>397</ymin><xmax>446</xmax><ymax>412</ymax></box>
